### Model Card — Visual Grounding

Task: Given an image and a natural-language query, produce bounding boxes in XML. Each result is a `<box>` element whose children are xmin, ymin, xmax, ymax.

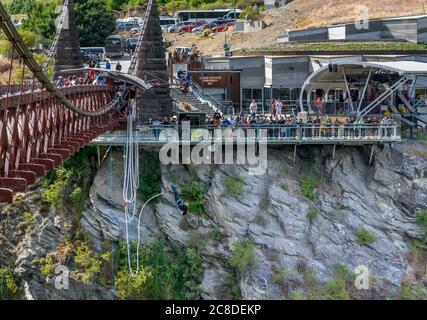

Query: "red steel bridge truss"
<box><xmin>0</xmin><ymin>0</ymin><xmax>154</xmax><ymax>202</ymax></box>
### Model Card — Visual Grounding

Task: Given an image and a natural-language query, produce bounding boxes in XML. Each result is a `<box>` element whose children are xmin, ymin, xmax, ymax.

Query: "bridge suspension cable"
<box><xmin>42</xmin><ymin>0</ymin><xmax>70</xmax><ymax>72</ymax></box>
<box><xmin>127</xmin><ymin>0</ymin><xmax>153</xmax><ymax>76</ymax></box>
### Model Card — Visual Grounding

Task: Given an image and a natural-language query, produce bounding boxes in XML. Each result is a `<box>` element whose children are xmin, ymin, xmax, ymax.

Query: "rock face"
<box><xmin>82</xmin><ymin>141</ymin><xmax>427</xmax><ymax>300</ymax></box>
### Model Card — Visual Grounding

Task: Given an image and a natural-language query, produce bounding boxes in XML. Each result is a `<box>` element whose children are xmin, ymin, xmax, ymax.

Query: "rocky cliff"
<box><xmin>1</xmin><ymin>142</ymin><xmax>426</xmax><ymax>299</ymax></box>
<box><xmin>82</xmin><ymin>142</ymin><xmax>427</xmax><ymax>300</ymax></box>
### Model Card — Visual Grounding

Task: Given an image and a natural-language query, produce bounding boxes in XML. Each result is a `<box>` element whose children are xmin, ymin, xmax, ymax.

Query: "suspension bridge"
<box><xmin>0</xmin><ymin>0</ymin><xmax>407</xmax><ymax>204</ymax></box>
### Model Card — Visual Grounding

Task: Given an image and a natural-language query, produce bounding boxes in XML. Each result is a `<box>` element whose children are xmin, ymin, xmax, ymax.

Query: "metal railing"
<box><xmin>92</xmin><ymin>124</ymin><xmax>401</xmax><ymax>144</ymax></box>
<box><xmin>191</xmin><ymin>82</ymin><xmax>233</xmax><ymax>114</ymax></box>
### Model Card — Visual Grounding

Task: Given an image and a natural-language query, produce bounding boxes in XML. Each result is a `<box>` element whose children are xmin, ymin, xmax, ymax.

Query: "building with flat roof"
<box><xmin>278</xmin><ymin>14</ymin><xmax>427</xmax><ymax>44</ymax></box>
<box><xmin>196</xmin><ymin>53</ymin><xmax>427</xmax><ymax>115</ymax></box>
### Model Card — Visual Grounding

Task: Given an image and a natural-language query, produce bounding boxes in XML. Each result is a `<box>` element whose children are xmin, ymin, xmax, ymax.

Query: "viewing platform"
<box><xmin>90</xmin><ymin>124</ymin><xmax>401</xmax><ymax>146</ymax></box>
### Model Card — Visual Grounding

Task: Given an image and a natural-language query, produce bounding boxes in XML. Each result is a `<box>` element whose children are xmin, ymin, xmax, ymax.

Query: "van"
<box><xmin>105</xmin><ymin>35</ymin><xmax>125</xmax><ymax>58</ymax></box>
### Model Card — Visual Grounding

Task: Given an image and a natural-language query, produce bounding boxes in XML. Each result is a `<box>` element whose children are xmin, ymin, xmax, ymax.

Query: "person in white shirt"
<box><xmin>275</xmin><ymin>98</ymin><xmax>283</xmax><ymax>116</ymax></box>
<box><xmin>249</xmin><ymin>100</ymin><xmax>257</xmax><ymax>117</ymax></box>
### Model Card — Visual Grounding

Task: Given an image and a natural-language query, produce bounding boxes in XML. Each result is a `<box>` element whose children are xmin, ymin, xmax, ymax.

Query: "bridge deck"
<box><xmin>90</xmin><ymin>125</ymin><xmax>401</xmax><ymax>146</ymax></box>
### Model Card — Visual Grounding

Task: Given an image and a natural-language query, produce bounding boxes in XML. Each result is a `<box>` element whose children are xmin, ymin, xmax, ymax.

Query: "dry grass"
<box><xmin>165</xmin><ymin>0</ymin><xmax>426</xmax><ymax>55</ymax></box>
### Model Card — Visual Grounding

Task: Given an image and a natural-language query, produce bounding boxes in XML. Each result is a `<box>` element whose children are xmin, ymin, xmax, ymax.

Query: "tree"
<box><xmin>74</xmin><ymin>0</ymin><xmax>116</xmax><ymax>47</ymax></box>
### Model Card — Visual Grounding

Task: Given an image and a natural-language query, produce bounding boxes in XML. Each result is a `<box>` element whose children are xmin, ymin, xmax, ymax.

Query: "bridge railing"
<box><xmin>93</xmin><ymin>124</ymin><xmax>401</xmax><ymax>144</ymax></box>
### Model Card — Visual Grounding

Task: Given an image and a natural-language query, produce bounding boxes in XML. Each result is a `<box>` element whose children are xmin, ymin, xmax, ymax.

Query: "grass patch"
<box><xmin>181</xmin><ymin>181</ymin><xmax>206</xmax><ymax>215</ymax></box>
<box><xmin>244</xmin><ymin>41</ymin><xmax>427</xmax><ymax>52</ymax></box>
<box><xmin>229</xmin><ymin>240</ymin><xmax>258</xmax><ymax>273</ymax></box>
<box><xmin>281</xmin><ymin>183</ymin><xmax>289</xmax><ymax>191</ymax></box>
<box><xmin>413</xmin><ymin>210</ymin><xmax>427</xmax><ymax>250</ymax></box>
<box><xmin>115</xmin><ymin>240</ymin><xmax>203</xmax><ymax>300</ymax></box>
<box><xmin>400</xmin><ymin>282</ymin><xmax>426</xmax><ymax>300</ymax></box>
<box><xmin>224</xmin><ymin>175</ymin><xmax>245</xmax><ymax>196</ymax></box>
<box><xmin>355</xmin><ymin>228</ymin><xmax>377</xmax><ymax>246</ymax></box>
<box><xmin>254</xmin><ymin>213</ymin><xmax>268</xmax><ymax>227</ymax></box>
<box><xmin>300</xmin><ymin>173</ymin><xmax>320</xmax><ymax>200</ymax></box>
<box><xmin>208</xmin><ymin>228</ymin><xmax>223</xmax><ymax>241</ymax></box>
<box><xmin>307</xmin><ymin>209</ymin><xmax>318</xmax><ymax>222</ymax></box>
<box><xmin>0</xmin><ymin>266</ymin><xmax>20</xmax><ymax>298</ymax></box>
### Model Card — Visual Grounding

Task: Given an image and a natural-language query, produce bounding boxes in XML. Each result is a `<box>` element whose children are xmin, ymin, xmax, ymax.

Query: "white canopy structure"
<box><xmin>299</xmin><ymin>61</ymin><xmax>427</xmax><ymax>118</ymax></box>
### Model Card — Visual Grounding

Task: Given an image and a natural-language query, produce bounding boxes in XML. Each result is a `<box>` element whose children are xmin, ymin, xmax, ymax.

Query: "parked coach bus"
<box><xmin>176</xmin><ymin>9</ymin><xmax>241</xmax><ymax>23</ymax></box>
<box><xmin>105</xmin><ymin>35</ymin><xmax>125</xmax><ymax>58</ymax></box>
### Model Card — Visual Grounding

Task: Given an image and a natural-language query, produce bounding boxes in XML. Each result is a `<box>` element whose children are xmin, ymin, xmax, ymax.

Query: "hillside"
<box><xmin>165</xmin><ymin>0</ymin><xmax>427</xmax><ymax>55</ymax></box>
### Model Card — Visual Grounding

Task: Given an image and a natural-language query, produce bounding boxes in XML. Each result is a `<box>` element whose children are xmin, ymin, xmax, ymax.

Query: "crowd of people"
<box><xmin>201</xmin><ymin>112</ymin><xmax>398</xmax><ymax>139</ymax></box>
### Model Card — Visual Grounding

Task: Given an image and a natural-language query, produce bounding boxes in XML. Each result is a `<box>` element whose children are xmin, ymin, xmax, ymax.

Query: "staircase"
<box><xmin>170</xmin><ymin>87</ymin><xmax>215</xmax><ymax>115</ymax></box>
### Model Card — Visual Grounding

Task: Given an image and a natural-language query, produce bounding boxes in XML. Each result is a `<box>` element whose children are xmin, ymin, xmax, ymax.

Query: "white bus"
<box><xmin>176</xmin><ymin>9</ymin><xmax>241</xmax><ymax>23</ymax></box>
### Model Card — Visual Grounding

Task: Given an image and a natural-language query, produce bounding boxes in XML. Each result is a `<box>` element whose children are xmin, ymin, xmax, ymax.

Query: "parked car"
<box><xmin>192</xmin><ymin>21</ymin><xmax>218</xmax><ymax>33</ymax></box>
<box><xmin>167</xmin><ymin>21</ymin><xmax>193</xmax><ymax>33</ymax></box>
<box><xmin>211</xmin><ymin>21</ymin><xmax>234</xmax><ymax>33</ymax></box>
<box><xmin>130</xmin><ymin>27</ymin><xmax>142</xmax><ymax>35</ymax></box>
<box><xmin>125</xmin><ymin>38</ymin><xmax>138</xmax><ymax>53</ymax></box>
<box><xmin>178</xmin><ymin>21</ymin><xmax>206</xmax><ymax>33</ymax></box>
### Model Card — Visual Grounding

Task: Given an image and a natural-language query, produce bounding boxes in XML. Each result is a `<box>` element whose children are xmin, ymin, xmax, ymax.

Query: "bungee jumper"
<box><xmin>164</xmin><ymin>186</ymin><xmax>188</xmax><ymax>216</ymax></box>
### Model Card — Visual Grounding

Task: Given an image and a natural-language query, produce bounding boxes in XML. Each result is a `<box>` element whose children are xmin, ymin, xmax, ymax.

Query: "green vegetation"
<box><xmin>115</xmin><ymin>240</ymin><xmax>203</xmax><ymax>299</ymax></box>
<box><xmin>208</xmin><ymin>228</ymin><xmax>222</xmax><ymax>241</ymax></box>
<box><xmin>0</xmin><ymin>266</ymin><xmax>20</xmax><ymax>299</ymax></box>
<box><xmin>244</xmin><ymin>41</ymin><xmax>427</xmax><ymax>53</ymax></box>
<box><xmin>400</xmin><ymin>282</ymin><xmax>427</xmax><ymax>300</ymax></box>
<box><xmin>229</xmin><ymin>240</ymin><xmax>257</xmax><ymax>273</ymax></box>
<box><xmin>292</xmin><ymin>263</ymin><xmax>354</xmax><ymax>300</ymax></box>
<box><xmin>415</xmin><ymin>131</ymin><xmax>427</xmax><ymax>142</ymax></box>
<box><xmin>224</xmin><ymin>175</ymin><xmax>245</xmax><ymax>196</ymax></box>
<box><xmin>181</xmin><ymin>181</ymin><xmax>206</xmax><ymax>215</ymax></box>
<box><xmin>300</xmin><ymin>173</ymin><xmax>320</xmax><ymax>201</ymax></box>
<box><xmin>72</xmin><ymin>241</ymin><xmax>111</xmax><ymax>284</ymax></box>
<box><xmin>74</xmin><ymin>0</ymin><xmax>116</xmax><ymax>47</ymax></box>
<box><xmin>33</xmin><ymin>239</ymin><xmax>110</xmax><ymax>284</ymax></box>
<box><xmin>21</xmin><ymin>211</ymin><xmax>36</xmax><ymax>232</ymax></box>
<box><xmin>33</xmin><ymin>254</ymin><xmax>56</xmax><ymax>277</ymax></box>
<box><xmin>355</xmin><ymin>228</ymin><xmax>377</xmax><ymax>246</ymax></box>
<box><xmin>281</xmin><ymin>183</ymin><xmax>289</xmax><ymax>191</ymax></box>
<box><xmin>41</xmin><ymin>147</ymin><xmax>95</xmax><ymax>216</ymax></box>
<box><xmin>413</xmin><ymin>210</ymin><xmax>427</xmax><ymax>250</ymax></box>
<box><xmin>138</xmin><ymin>150</ymin><xmax>162</xmax><ymax>201</ymax></box>
<box><xmin>307</xmin><ymin>209</ymin><xmax>318</xmax><ymax>222</ymax></box>
<box><xmin>254</xmin><ymin>213</ymin><xmax>268</xmax><ymax>226</ymax></box>
<box><xmin>42</xmin><ymin>167</ymin><xmax>73</xmax><ymax>209</ymax></box>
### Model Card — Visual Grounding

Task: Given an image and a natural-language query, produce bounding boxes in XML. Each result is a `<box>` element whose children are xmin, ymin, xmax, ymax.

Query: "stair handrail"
<box><xmin>191</xmin><ymin>81</ymin><xmax>230</xmax><ymax>114</ymax></box>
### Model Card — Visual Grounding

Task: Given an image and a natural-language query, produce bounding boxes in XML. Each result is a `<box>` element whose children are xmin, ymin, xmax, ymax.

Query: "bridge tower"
<box><xmin>136</xmin><ymin>2</ymin><xmax>173</xmax><ymax>122</ymax></box>
<box><xmin>53</xmin><ymin>0</ymin><xmax>83</xmax><ymax>79</ymax></box>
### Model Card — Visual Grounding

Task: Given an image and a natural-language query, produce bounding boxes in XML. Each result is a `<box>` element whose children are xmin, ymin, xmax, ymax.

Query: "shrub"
<box><xmin>116</xmin><ymin>240</ymin><xmax>203</xmax><ymax>300</ymax></box>
<box><xmin>307</xmin><ymin>209</ymin><xmax>318</xmax><ymax>222</ymax></box>
<box><xmin>229</xmin><ymin>240</ymin><xmax>257</xmax><ymax>273</ymax></box>
<box><xmin>414</xmin><ymin>210</ymin><xmax>427</xmax><ymax>250</ymax></box>
<box><xmin>281</xmin><ymin>183</ymin><xmax>289</xmax><ymax>191</ymax></box>
<box><xmin>400</xmin><ymin>283</ymin><xmax>427</xmax><ymax>300</ymax></box>
<box><xmin>254</xmin><ymin>213</ymin><xmax>268</xmax><ymax>226</ymax></box>
<box><xmin>300</xmin><ymin>173</ymin><xmax>320</xmax><ymax>200</ymax></box>
<box><xmin>0</xmin><ymin>266</ymin><xmax>20</xmax><ymax>298</ymax></box>
<box><xmin>322</xmin><ymin>265</ymin><xmax>353</xmax><ymax>300</ymax></box>
<box><xmin>42</xmin><ymin>167</ymin><xmax>72</xmax><ymax>209</ymax></box>
<box><xmin>22</xmin><ymin>211</ymin><xmax>36</xmax><ymax>232</ymax></box>
<box><xmin>182</xmin><ymin>181</ymin><xmax>206</xmax><ymax>215</ymax></box>
<box><xmin>69</xmin><ymin>187</ymin><xmax>83</xmax><ymax>205</ymax></box>
<box><xmin>208</xmin><ymin>228</ymin><xmax>222</xmax><ymax>241</ymax></box>
<box><xmin>224</xmin><ymin>176</ymin><xmax>245</xmax><ymax>196</ymax></box>
<box><xmin>33</xmin><ymin>254</ymin><xmax>56</xmax><ymax>277</ymax></box>
<box><xmin>355</xmin><ymin>228</ymin><xmax>377</xmax><ymax>246</ymax></box>
<box><xmin>72</xmin><ymin>241</ymin><xmax>111</xmax><ymax>284</ymax></box>
<box><xmin>115</xmin><ymin>268</ymin><xmax>153</xmax><ymax>300</ymax></box>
